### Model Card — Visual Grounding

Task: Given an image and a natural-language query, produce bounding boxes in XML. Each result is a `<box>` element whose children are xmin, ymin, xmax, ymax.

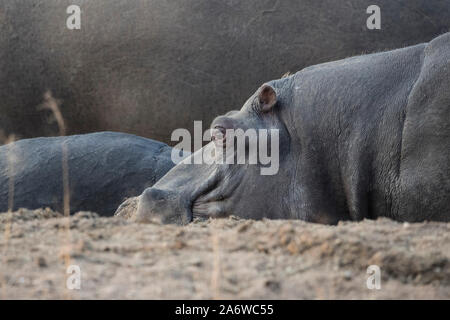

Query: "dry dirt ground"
<box><xmin>0</xmin><ymin>208</ymin><xmax>449</xmax><ymax>299</ymax></box>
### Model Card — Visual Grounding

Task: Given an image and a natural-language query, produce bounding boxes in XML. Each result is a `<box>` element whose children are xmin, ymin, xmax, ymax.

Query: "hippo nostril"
<box><xmin>137</xmin><ymin>186</ymin><xmax>192</xmax><ymax>225</ymax></box>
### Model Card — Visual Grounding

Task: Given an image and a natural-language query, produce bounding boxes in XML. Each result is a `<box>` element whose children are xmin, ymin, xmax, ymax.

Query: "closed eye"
<box><xmin>250</xmin><ymin>98</ymin><xmax>263</xmax><ymax>116</ymax></box>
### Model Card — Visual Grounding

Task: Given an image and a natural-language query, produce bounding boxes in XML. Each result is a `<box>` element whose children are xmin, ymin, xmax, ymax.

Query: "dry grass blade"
<box><xmin>38</xmin><ymin>90</ymin><xmax>73</xmax><ymax>298</ymax></box>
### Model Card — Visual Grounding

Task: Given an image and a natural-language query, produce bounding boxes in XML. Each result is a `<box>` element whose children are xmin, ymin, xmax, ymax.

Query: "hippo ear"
<box><xmin>258</xmin><ymin>84</ymin><xmax>277</xmax><ymax>112</ymax></box>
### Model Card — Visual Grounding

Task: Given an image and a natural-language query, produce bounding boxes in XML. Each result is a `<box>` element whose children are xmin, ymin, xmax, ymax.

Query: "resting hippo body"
<box><xmin>1</xmin><ymin>0</ymin><xmax>450</xmax><ymax>143</ymax></box>
<box><xmin>135</xmin><ymin>33</ymin><xmax>450</xmax><ymax>224</ymax></box>
<box><xmin>0</xmin><ymin>132</ymin><xmax>177</xmax><ymax>215</ymax></box>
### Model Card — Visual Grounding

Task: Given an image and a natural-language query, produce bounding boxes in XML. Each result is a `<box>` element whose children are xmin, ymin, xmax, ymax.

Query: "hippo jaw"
<box><xmin>135</xmin><ymin>165</ymin><xmax>246</xmax><ymax>225</ymax></box>
<box><xmin>191</xmin><ymin>164</ymin><xmax>247</xmax><ymax>219</ymax></box>
<box><xmin>135</xmin><ymin>141</ymin><xmax>289</xmax><ymax>224</ymax></box>
<box><xmin>135</xmin><ymin>159</ymin><xmax>247</xmax><ymax>224</ymax></box>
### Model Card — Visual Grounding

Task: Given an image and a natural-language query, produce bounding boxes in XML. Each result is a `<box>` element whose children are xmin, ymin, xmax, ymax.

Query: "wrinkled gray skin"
<box><xmin>135</xmin><ymin>33</ymin><xmax>450</xmax><ymax>224</ymax></box>
<box><xmin>0</xmin><ymin>132</ymin><xmax>176</xmax><ymax>215</ymax></box>
<box><xmin>1</xmin><ymin>0</ymin><xmax>450</xmax><ymax>144</ymax></box>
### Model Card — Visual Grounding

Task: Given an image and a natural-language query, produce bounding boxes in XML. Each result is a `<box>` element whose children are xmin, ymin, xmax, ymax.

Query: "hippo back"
<box><xmin>0</xmin><ymin>132</ymin><xmax>176</xmax><ymax>215</ymax></box>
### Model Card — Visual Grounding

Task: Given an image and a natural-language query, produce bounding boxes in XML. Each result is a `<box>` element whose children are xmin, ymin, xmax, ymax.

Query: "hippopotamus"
<box><xmin>132</xmin><ymin>32</ymin><xmax>450</xmax><ymax>224</ymax></box>
<box><xmin>0</xmin><ymin>132</ymin><xmax>179</xmax><ymax>215</ymax></box>
<box><xmin>1</xmin><ymin>0</ymin><xmax>449</xmax><ymax>144</ymax></box>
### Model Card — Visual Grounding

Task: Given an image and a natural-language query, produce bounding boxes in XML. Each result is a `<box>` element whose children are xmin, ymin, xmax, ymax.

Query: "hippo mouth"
<box><xmin>188</xmin><ymin>171</ymin><xmax>220</xmax><ymax>219</ymax></box>
<box><xmin>190</xmin><ymin>163</ymin><xmax>246</xmax><ymax>220</ymax></box>
<box><xmin>191</xmin><ymin>184</ymin><xmax>224</xmax><ymax>220</ymax></box>
<box><xmin>189</xmin><ymin>165</ymin><xmax>226</xmax><ymax>220</ymax></box>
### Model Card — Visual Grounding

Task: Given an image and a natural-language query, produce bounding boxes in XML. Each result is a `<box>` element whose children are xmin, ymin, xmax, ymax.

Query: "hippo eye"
<box><xmin>250</xmin><ymin>98</ymin><xmax>263</xmax><ymax>114</ymax></box>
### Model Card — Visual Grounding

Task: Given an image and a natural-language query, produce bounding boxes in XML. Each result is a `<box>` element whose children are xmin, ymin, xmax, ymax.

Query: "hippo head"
<box><xmin>135</xmin><ymin>83</ymin><xmax>294</xmax><ymax>224</ymax></box>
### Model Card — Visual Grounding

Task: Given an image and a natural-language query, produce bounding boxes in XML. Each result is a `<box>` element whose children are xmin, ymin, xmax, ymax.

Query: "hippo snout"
<box><xmin>135</xmin><ymin>187</ymin><xmax>192</xmax><ymax>224</ymax></box>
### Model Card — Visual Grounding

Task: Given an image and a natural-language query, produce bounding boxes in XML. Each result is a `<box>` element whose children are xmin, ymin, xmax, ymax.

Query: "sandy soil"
<box><xmin>0</xmin><ymin>207</ymin><xmax>449</xmax><ymax>299</ymax></box>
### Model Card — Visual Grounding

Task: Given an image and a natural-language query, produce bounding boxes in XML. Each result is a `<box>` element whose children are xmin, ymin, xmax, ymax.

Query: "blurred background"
<box><xmin>1</xmin><ymin>0</ymin><xmax>449</xmax><ymax>145</ymax></box>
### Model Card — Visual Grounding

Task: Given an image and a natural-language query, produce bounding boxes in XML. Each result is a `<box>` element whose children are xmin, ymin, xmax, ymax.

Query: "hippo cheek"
<box><xmin>191</xmin><ymin>165</ymin><xmax>247</xmax><ymax>219</ymax></box>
